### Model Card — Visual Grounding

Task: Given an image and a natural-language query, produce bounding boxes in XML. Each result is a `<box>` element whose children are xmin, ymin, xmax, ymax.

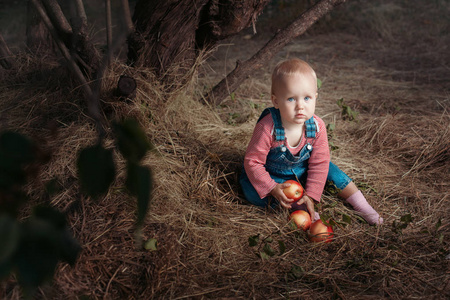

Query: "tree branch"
<box><xmin>205</xmin><ymin>0</ymin><xmax>348</xmax><ymax>106</ymax></box>
<box><xmin>105</xmin><ymin>0</ymin><xmax>113</xmax><ymax>65</ymax></box>
<box><xmin>40</xmin><ymin>0</ymin><xmax>72</xmax><ymax>43</ymax></box>
<box><xmin>73</xmin><ymin>0</ymin><xmax>87</xmax><ymax>27</ymax></box>
<box><xmin>30</xmin><ymin>0</ymin><xmax>105</xmax><ymax>135</ymax></box>
<box><xmin>121</xmin><ymin>0</ymin><xmax>134</xmax><ymax>34</ymax></box>
<box><xmin>0</xmin><ymin>33</ymin><xmax>14</xmax><ymax>70</ymax></box>
<box><xmin>66</xmin><ymin>0</ymin><xmax>100</xmax><ymax>76</ymax></box>
<box><xmin>69</xmin><ymin>0</ymin><xmax>88</xmax><ymax>42</ymax></box>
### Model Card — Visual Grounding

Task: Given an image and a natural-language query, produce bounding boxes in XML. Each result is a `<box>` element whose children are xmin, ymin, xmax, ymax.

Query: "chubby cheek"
<box><xmin>307</xmin><ymin>102</ymin><xmax>316</xmax><ymax>112</ymax></box>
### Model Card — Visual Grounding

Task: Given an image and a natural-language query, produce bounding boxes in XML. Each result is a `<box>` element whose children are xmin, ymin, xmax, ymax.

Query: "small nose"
<box><xmin>296</xmin><ymin>99</ymin><xmax>304</xmax><ymax>109</ymax></box>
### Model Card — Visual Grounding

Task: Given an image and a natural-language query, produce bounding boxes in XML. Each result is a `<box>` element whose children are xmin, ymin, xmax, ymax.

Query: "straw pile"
<box><xmin>0</xmin><ymin>0</ymin><xmax>448</xmax><ymax>299</ymax></box>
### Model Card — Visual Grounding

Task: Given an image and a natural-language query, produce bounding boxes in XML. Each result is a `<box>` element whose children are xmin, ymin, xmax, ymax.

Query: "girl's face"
<box><xmin>271</xmin><ymin>73</ymin><xmax>317</xmax><ymax>128</ymax></box>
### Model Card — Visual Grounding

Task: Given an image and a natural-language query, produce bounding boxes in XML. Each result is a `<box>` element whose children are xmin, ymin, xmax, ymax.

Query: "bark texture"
<box><xmin>128</xmin><ymin>0</ymin><xmax>270</xmax><ymax>77</ymax></box>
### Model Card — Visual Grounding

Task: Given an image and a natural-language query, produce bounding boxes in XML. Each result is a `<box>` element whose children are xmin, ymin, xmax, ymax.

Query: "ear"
<box><xmin>271</xmin><ymin>94</ymin><xmax>279</xmax><ymax>108</ymax></box>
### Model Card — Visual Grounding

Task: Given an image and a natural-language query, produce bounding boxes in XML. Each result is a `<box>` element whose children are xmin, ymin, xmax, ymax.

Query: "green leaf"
<box><xmin>326</xmin><ymin>123</ymin><xmax>335</xmax><ymax>132</ymax></box>
<box><xmin>435</xmin><ymin>218</ymin><xmax>442</xmax><ymax>231</ymax></box>
<box><xmin>259</xmin><ymin>251</ymin><xmax>271</xmax><ymax>260</ymax></box>
<box><xmin>13</xmin><ymin>211</ymin><xmax>81</xmax><ymax>292</ymax></box>
<box><xmin>264</xmin><ymin>237</ymin><xmax>273</xmax><ymax>243</ymax></box>
<box><xmin>329</xmin><ymin>219</ymin><xmax>338</xmax><ymax>228</ymax></box>
<box><xmin>320</xmin><ymin>215</ymin><xmax>332</xmax><ymax>227</ymax></box>
<box><xmin>329</xmin><ymin>141</ymin><xmax>339</xmax><ymax>151</ymax></box>
<box><xmin>144</xmin><ymin>238</ymin><xmax>158</xmax><ymax>251</ymax></box>
<box><xmin>15</xmin><ymin>218</ymin><xmax>63</xmax><ymax>290</ymax></box>
<box><xmin>336</xmin><ymin>98</ymin><xmax>359</xmax><ymax>121</ymax></box>
<box><xmin>45</xmin><ymin>178</ymin><xmax>63</xmax><ymax>197</ymax></box>
<box><xmin>0</xmin><ymin>131</ymin><xmax>36</xmax><ymax>189</ymax></box>
<box><xmin>262</xmin><ymin>243</ymin><xmax>276</xmax><ymax>257</ymax></box>
<box><xmin>400</xmin><ymin>214</ymin><xmax>413</xmax><ymax>224</ymax></box>
<box><xmin>289</xmin><ymin>265</ymin><xmax>304</xmax><ymax>279</ymax></box>
<box><xmin>114</xmin><ymin>119</ymin><xmax>152</xmax><ymax>163</ymax></box>
<box><xmin>248</xmin><ymin>234</ymin><xmax>259</xmax><ymax>247</ymax></box>
<box><xmin>33</xmin><ymin>205</ymin><xmax>66</xmax><ymax>229</ymax></box>
<box><xmin>33</xmin><ymin>206</ymin><xmax>81</xmax><ymax>265</ymax></box>
<box><xmin>317</xmin><ymin>78</ymin><xmax>322</xmax><ymax>89</ymax></box>
<box><xmin>206</xmin><ymin>217</ymin><xmax>217</xmax><ymax>228</ymax></box>
<box><xmin>342</xmin><ymin>214</ymin><xmax>352</xmax><ymax>225</ymax></box>
<box><xmin>0</xmin><ymin>131</ymin><xmax>35</xmax><ymax>165</ymax></box>
<box><xmin>77</xmin><ymin>144</ymin><xmax>116</xmax><ymax>199</ymax></box>
<box><xmin>278</xmin><ymin>240</ymin><xmax>286</xmax><ymax>255</ymax></box>
<box><xmin>0</xmin><ymin>190</ymin><xmax>27</xmax><ymax>218</ymax></box>
<box><xmin>126</xmin><ymin>163</ymin><xmax>152</xmax><ymax>226</ymax></box>
<box><xmin>398</xmin><ymin>222</ymin><xmax>408</xmax><ymax>230</ymax></box>
<box><xmin>0</xmin><ymin>260</ymin><xmax>13</xmax><ymax>279</ymax></box>
<box><xmin>0</xmin><ymin>215</ymin><xmax>20</xmax><ymax>263</ymax></box>
<box><xmin>58</xmin><ymin>229</ymin><xmax>82</xmax><ymax>266</ymax></box>
<box><xmin>438</xmin><ymin>233</ymin><xmax>444</xmax><ymax>243</ymax></box>
<box><xmin>288</xmin><ymin>219</ymin><xmax>297</xmax><ymax>230</ymax></box>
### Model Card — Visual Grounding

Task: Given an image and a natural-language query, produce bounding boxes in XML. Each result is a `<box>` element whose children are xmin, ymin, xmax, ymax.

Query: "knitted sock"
<box><xmin>346</xmin><ymin>190</ymin><xmax>383</xmax><ymax>225</ymax></box>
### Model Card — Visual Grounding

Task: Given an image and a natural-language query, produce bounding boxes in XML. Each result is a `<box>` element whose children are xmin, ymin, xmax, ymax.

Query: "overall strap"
<box><xmin>305</xmin><ymin>116</ymin><xmax>316</xmax><ymax>138</ymax></box>
<box><xmin>257</xmin><ymin>107</ymin><xmax>285</xmax><ymax>141</ymax></box>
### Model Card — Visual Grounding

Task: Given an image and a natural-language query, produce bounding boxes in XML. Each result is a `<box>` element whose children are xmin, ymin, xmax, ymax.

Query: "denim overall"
<box><xmin>240</xmin><ymin>107</ymin><xmax>352</xmax><ymax>208</ymax></box>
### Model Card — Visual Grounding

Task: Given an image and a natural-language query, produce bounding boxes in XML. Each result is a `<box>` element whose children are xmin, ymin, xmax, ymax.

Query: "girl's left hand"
<box><xmin>295</xmin><ymin>194</ymin><xmax>315</xmax><ymax>218</ymax></box>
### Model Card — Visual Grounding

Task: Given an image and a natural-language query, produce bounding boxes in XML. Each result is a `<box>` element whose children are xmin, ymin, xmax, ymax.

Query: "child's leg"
<box><xmin>338</xmin><ymin>181</ymin><xmax>383</xmax><ymax>225</ymax></box>
<box><xmin>328</xmin><ymin>162</ymin><xmax>383</xmax><ymax>225</ymax></box>
<box><xmin>239</xmin><ymin>168</ymin><xmax>275</xmax><ymax>208</ymax></box>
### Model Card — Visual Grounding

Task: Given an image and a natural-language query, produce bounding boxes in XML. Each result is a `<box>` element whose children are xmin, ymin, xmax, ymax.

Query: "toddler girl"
<box><xmin>240</xmin><ymin>58</ymin><xmax>383</xmax><ymax>225</ymax></box>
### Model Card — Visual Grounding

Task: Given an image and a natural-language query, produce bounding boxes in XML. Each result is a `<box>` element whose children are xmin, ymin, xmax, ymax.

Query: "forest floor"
<box><xmin>1</xmin><ymin>0</ymin><xmax>449</xmax><ymax>299</ymax></box>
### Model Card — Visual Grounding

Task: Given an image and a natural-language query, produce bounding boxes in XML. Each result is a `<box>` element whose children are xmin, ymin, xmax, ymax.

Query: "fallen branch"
<box><xmin>205</xmin><ymin>0</ymin><xmax>347</xmax><ymax>106</ymax></box>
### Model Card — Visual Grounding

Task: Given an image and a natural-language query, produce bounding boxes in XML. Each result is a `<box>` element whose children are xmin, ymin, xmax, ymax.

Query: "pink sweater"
<box><xmin>243</xmin><ymin>114</ymin><xmax>330</xmax><ymax>201</ymax></box>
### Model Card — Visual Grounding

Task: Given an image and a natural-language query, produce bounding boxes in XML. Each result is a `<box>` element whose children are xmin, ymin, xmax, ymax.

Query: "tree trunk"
<box><xmin>195</xmin><ymin>0</ymin><xmax>270</xmax><ymax>49</ymax></box>
<box><xmin>26</xmin><ymin>0</ymin><xmax>53</xmax><ymax>53</ymax></box>
<box><xmin>128</xmin><ymin>0</ymin><xmax>208</xmax><ymax>77</ymax></box>
<box><xmin>128</xmin><ymin>0</ymin><xmax>270</xmax><ymax>79</ymax></box>
<box><xmin>206</xmin><ymin>0</ymin><xmax>348</xmax><ymax>105</ymax></box>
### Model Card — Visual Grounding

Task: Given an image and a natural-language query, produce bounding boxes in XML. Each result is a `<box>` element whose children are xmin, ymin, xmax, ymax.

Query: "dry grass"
<box><xmin>1</xmin><ymin>0</ymin><xmax>449</xmax><ymax>299</ymax></box>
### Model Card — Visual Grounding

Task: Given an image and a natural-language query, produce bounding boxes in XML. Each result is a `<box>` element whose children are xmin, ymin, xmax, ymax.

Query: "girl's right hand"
<box><xmin>270</xmin><ymin>182</ymin><xmax>295</xmax><ymax>209</ymax></box>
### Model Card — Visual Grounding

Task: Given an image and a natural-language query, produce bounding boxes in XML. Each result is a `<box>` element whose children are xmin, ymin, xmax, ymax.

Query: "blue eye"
<box><xmin>304</xmin><ymin>96</ymin><xmax>311</xmax><ymax>101</ymax></box>
<box><xmin>287</xmin><ymin>97</ymin><xmax>295</xmax><ymax>102</ymax></box>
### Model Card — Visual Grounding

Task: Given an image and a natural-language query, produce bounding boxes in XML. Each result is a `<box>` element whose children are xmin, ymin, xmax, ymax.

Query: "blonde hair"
<box><xmin>271</xmin><ymin>58</ymin><xmax>317</xmax><ymax>95</ymax></box>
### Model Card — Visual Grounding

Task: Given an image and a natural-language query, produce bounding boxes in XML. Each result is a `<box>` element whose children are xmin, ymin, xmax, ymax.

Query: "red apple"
<box><xmin>282</xmin><ymin>180</ymin><xmax>304</xmax><ymax>201</ymax></box>
<box><xmin>309</xmin><ymin>220</ymin><xmax>334</xmax><ymax>243</ymax></box>
<box><xmin>290</xmin><ymin>210</ymin><xmax>312</xmax><ymax>231</ymax></box>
